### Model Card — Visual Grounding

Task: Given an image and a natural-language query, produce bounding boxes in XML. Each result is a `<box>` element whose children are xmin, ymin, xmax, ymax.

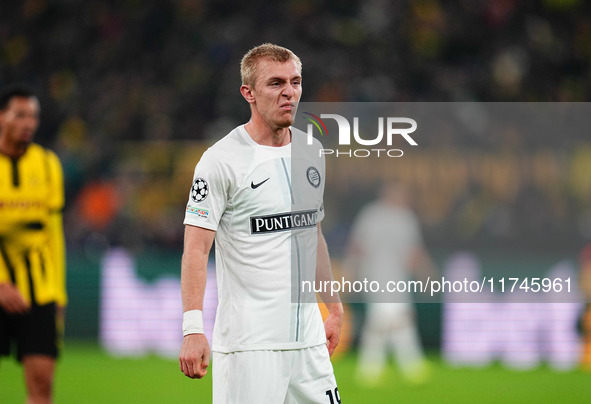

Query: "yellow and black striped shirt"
<box><xmin>0</xmin><ymin>143</ymin><xmax>66</xmax><ymax>306</ymax></box>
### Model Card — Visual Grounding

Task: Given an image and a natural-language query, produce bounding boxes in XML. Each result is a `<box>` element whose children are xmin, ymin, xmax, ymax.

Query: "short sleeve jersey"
<box><xmin>184</xmin><ymin>125</ymin><xmax>326</xmax><ymax>353</ymax></box>
<box><xmin>350</xmin><ymin>201</ymin><xmax>423</xmax><ymax>291</ymax></box>
<box><xmin>0</xmin><ymin>143</ymin><xmax>66</xmax><ymax>306</ymax></box>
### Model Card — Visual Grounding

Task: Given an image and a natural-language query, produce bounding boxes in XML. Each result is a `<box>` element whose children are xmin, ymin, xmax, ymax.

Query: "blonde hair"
<box><xmin>240</xmin><ymin>43</ymin><xmax>302</xmax><ymax>87</ymax></box>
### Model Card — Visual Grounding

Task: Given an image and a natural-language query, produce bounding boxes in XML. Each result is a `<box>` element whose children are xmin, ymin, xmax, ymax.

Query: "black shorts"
<box><xmin>0</xmin><ymin>302</ymin><xmax>61</xmax><ymax>362</ymax></box>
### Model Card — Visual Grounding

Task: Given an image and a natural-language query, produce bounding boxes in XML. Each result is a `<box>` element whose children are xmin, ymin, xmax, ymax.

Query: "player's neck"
<box><xmin>0</xmin><ymin>135</ymin><xmax>27</xmax><ymax>159</ymax></box>
<box><xmin>244</xmin><ymin>120</ymin><xmax>291</xmax><ymax>147</ymax></box>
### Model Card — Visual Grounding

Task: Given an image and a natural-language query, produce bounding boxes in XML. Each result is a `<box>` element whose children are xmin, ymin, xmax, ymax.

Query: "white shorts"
<box><xmin>212</xmin><ymin>344</ymin><xmax>340</xmax><ymax>404</ymax></box>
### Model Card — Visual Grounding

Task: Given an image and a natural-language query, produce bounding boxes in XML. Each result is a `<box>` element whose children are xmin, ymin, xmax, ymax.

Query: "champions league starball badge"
<box><xmin>191</xmin><ymin>178</ymin><xmax>209</xmax><ymax>203</ymax></box>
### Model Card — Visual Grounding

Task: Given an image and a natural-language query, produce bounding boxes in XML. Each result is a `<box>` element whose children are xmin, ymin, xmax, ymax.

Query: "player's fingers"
<box><xmin>327</xmin><ymin>340</ymin><xmax>335</xmax><ymax>356</ymax></box>
<box><xmin>195</xmin><ymin>368</ymin><xmax>208</xmax><ymax>379</ymax></box>
<box><xmin>6</xmin><ymin>301</ymin><xmax>27</xmax><ymax>314</ymax></box>
<box><xmin>13</xmin><ymin>298</ymin><xmax>29</xmax><ymax>313</ymax></box>
<box><xmin>180</xmin><ymin>336</ymin><xmax>210</xmax><ymax>379</ymax></box>
<box><xmin>180</xmin><ymin>358</ymin><xmax>188</xmax><ymax>377</ymax></box>
<box><xmin>15</xmin><ymin>301</ymin><xmax>29</xmax><ymax>314</ymax></box>
<box><xmin>193</xmin><ymin>358</ymin><xmax>207</xmax><ymax>379</ymax></box>
<box><xmin>3</xmin><ymin>302</ymin><xmax>15</xmax><ymax>313</ymax></box>
<box><xmin>202</xmin><ymin>347</ymin><xmax>211</xmax><ymax>368</ymax></box>
<box><xmin>196</xmin><ymin>349</ymin><xmax>210</xmax><ymax>378</ymax></box>
<box><xmin>327</xmin><ymin>333</ymin><xmax>339</xmax><ymax>356</ymax></box>
<box><xmin>180</xmin><ymin>354</ymin><xmax>197</xmax><ymax>378</ymax></box>
<box><xmin>188</xmin><ymin>360</ymin><xmax>199</xmax><ymax>378</ymax></box>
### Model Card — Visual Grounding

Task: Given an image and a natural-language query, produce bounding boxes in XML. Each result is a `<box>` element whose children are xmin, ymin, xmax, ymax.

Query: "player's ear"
<box><xmin>240</xmin><ymin>84</ymin><xmax>256</xmax><ymax>104</ymax></box>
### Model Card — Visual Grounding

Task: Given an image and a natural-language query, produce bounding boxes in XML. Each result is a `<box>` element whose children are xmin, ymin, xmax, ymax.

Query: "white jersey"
<box><xmin>184</xmin><ymin>125</ymin><xmax>326</xmax><ymax>353</ymax></box>
<box><xmin>350</xmin><ymin>201</ymin><xmax>423</xmax><ymax>303</ymax></box>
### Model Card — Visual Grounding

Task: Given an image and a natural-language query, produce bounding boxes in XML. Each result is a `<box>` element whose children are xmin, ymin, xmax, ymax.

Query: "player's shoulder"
<box><xmin>290</xmin><ymin>126</ymin><xmax>325</xmax><ymax>166</ymax></box>
<box><xmin>202</xmin><ymin>125</ymin><xmax>250</xmax><ymax>161</ymax></box>
<box><xmin>196</xmin><ymin>125</ymin><xmax>255</xmax><ymax>182</ymax></box>
<box><xmin>26</xmin><ymin>143</ymin><xmax>60</xmax><ymax>164</ymax></box>
<box><xmin>357</xmin><ymin>201</ymin><xmax>383</xmax><ymax>219</ymax></box>
<box><xmin>291</xmin><ymin>126</ymin><xmax>324</xmax><ymax>149</ymax></box>
<box><xmin>26</xmin><ymin>142</ymin><xmax>46</xmax><ymax>155</ymax></box>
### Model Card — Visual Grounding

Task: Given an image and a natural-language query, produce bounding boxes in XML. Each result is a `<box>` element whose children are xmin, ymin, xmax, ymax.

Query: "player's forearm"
<box><xmin>317</xmin><ymin>230</ymin><xmax>344</xmax><ymax>356</ymax></box>
<box><xmin>318</xmin><ymin>243</ymin><xmax>344</xmax><ymax>317</ymax></box>
<box><xmin>316</xmin><ymin>225</ymin><xmax>341</xmax><ymax>305</ymax></box>
<box><xmin>181</xmin><ymin>225</ymin><xmax>215</xmax><ymax>312</ymax></box>
<box><xmin>48</xmin><ymin>211</ymin><xmax>67</xmax><ymax>306</ymax></box>
<box><xmin>180</xmin><ymin>250</ymin><xmax>208</xmax><ymax>312</ymax></box>
<box><xmin>325</xmin><ymin>301</ymin><xmax>344</xmax><ymax>318</ymax></box>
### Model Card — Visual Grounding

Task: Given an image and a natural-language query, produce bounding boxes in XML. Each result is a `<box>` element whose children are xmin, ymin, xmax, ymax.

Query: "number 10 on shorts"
<box><xmin>326</xmin><ymin>387</ymin><xmax>341</xmax><ymax>404</ymax></box>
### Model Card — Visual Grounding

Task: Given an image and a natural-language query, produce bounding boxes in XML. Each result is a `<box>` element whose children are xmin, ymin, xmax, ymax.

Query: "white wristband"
<box><xmin>182</xmin><ymin>310</ymin><xmax>204</xmax><ymax>336</ymax></box>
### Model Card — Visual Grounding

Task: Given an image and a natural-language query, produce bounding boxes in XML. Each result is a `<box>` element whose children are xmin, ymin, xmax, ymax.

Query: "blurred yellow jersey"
<box><xmin>0</xmin><ymin>143</ymin><xmax>66</xmax><ymax>306</ymax></box>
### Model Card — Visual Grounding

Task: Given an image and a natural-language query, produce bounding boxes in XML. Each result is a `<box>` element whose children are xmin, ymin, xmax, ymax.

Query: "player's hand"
<box><xmin>324</xmin><ymin>303</ymin><xmax>344</xmax><ymax>357</ymax></box>
<box><xmin>179</xmin><ymin>333</ymin><xmax>210</xmax><ymax>379</ymax></box>
<box><xmin>0</xmin><ymin>283</ymin><xmax>29</xmax><ymax>314</ymax></box>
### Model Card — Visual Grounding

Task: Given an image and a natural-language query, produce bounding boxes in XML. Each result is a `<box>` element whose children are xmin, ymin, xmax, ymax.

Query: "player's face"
<box><xmin>0</xmin><ymin>96</ymin><xmax>40</xmax><ymax>149</ymax></box>
<box><xmin>251</xmin><ymin>59</ymin><xmax>302</xmax><ymax>130</ymax></box>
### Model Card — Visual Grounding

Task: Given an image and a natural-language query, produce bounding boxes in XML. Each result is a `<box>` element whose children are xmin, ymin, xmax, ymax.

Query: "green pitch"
<box><xmin>1</xmin><ymin>342</ymin><xmax>590</xmax><ymax>403</ymax></box>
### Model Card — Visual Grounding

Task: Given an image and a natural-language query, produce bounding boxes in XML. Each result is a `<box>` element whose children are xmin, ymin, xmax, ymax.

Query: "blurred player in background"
<box><xmin>179</xmin><ymin>44</ymin><xmax>343</xmax><ymax>403</ymax></box>
<box><xmin>346</xmin><ymin>180</ymin><xmax>435</xmax><ymax>385</ymax></box>
<box><xmin>0</xmin><ymin>84</ymin><xmax>66</xmax><ymax>404</ymax></box>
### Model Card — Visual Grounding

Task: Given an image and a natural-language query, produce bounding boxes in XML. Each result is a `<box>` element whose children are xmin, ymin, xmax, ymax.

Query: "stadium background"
<box><xmin>2</xmin><ymin>0</ymin><xmax>591</xmax><ymax>402</ymax></box>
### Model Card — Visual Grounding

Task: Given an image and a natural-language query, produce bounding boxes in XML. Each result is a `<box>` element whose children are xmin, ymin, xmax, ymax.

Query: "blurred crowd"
<box><xmin>1</xmin><ymin>0</ymin><xmax>590</xmax><ymax>252</ymax></box>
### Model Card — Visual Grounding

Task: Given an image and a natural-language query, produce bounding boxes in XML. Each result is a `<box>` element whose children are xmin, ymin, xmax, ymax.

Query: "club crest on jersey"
<box><xmin>306</xmin><ymin>167</ymin><xmax>321</xmax><ymax>188</ymax></box>
<box><xmin>191</xmin><ymin>178</ymin><xmax>209</xmax><ymax>203</ymax></box>
<box><xmin>250</xmin><ymin>210</ymin><xmax>318</xmax><ymax>234</ymax></box>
